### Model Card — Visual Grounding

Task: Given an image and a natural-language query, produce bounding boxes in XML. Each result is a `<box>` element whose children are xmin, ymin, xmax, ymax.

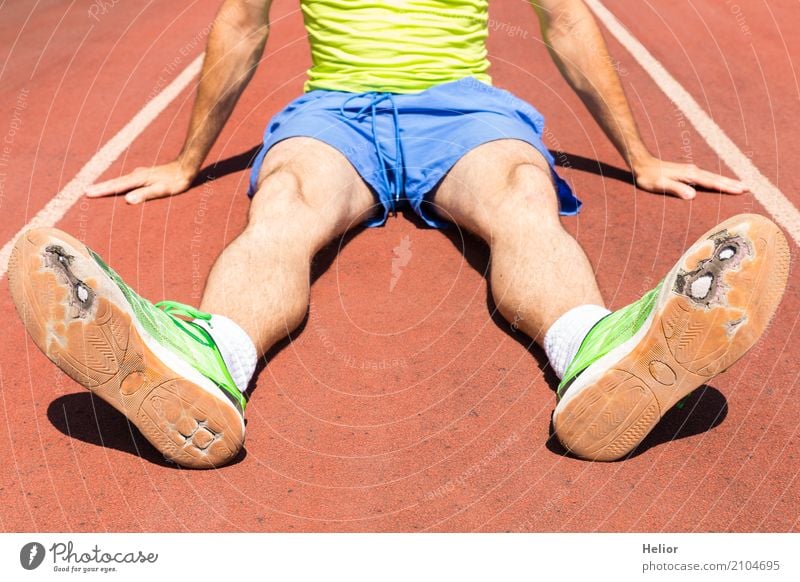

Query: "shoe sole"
<box><xmin>7</xmin><ymin>228</ymin><xmax>245</xmax><ymax>469</ymax></box>
<box><xmin>552</xmin><ymin>213</ymin><xmax>790</xmax><ymax>461</ymax></box>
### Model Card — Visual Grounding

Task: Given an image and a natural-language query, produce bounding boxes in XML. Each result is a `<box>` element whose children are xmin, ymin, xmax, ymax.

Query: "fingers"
<box><xmin>84</xmin><ymin>164</ymin><xmax>191</xmax><ymax>203</ymax></box>
<box><xmin>665</xmin><ymin>178</ymin><xmax>696</xmax><ymax>200</ymax></box>
<box><xmin>124</xmin><ymin>186</ymin><xmax>168</xmax><ymax>204</ymax></box>
<box><xmin>641</xmin><ymin>162</ymin><xmax>749</xmax><ymax>200</ymax></box>
<box><xmin>647</xmin><ymin>175</ymin><xmax>695</xmax><ymax>200</ymax></box>
<box><xmin>638</xmin><ymin>170</ymin><xmax>696</xmax><ymax>200</ymax></box>
<box><xmin>85</xmin><ymin>167</ymin><xmax>149</xmax><ymax>198</ymax></box>
<box><xmin>683</xmin><ymin>165</ymin><xmax>748</xmax><ymax>195</ymax></box>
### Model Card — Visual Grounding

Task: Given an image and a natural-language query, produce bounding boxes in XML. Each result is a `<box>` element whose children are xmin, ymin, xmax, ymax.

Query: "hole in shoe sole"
<box><xmin>43</xmin><ymin>245</ymin><xmax>95</xmax><ymax>318</ymax></box>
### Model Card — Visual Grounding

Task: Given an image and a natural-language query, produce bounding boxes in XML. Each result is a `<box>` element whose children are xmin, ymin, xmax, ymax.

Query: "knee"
<box><xmin>497</xmin><ymin>163</ymin><xmax>560</xmax><ymax>223</ymax></box>
<box><xmin>255</xmin><ymin>168</ymin><xmax>306</xmax><ymax>207</ymax></box>
<box><xmin>247</xmin><ymin>168</ymin><xmax>311</xmax><ymax>229</ymax></box>
<box><xmin>244</xmin><ymin>168</ymin><xmax>334</xmax><ymax>254</ymax></box>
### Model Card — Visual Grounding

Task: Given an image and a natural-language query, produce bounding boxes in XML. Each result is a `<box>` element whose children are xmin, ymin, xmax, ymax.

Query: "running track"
<box><xmin>0</xmin><ymin>0</ymin><xmax>797</xmax><ymax>532</ymax></box>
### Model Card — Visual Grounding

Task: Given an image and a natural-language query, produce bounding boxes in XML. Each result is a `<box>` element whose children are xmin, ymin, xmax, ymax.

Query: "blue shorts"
<box><xmin>248</xmin><ymin>76</ymin><xmax>581</xmax><ymax>228</ymax></box>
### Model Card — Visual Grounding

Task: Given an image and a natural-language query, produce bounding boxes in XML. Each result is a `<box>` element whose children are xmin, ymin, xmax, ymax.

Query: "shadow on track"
<box><xmin>545</xmin><ymin>385</ymin><xmax>728</xmax><ymax>460</ymax></box>
<box><xmin>47</xmin><ymin>392</ymin><xmax>247</xmax><ymax>468</ymax></box>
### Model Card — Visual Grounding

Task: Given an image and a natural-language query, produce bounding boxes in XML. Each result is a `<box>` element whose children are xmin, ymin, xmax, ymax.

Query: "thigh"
<box><xmin>430</xmin><ymin>139</ymin><xmax>560</xmax><ymax>240</ymax></box>
<box><xmin>250</xmin><ymin>137</ymin><xmax>378</xmax><ymax>237</ymax></box>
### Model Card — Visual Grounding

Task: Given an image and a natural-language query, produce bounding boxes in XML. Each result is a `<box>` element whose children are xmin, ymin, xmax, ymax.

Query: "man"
<box><xmin>8</xmin><ymin>0</ymin><xmax>788</xmax><ymax>468</ymax></box>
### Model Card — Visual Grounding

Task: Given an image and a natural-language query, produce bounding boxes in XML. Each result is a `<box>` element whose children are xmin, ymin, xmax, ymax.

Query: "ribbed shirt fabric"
<box><xmin>302</xmin><ymin>0</ymin><xmax>492</xmax><ymax>93</ymax></box>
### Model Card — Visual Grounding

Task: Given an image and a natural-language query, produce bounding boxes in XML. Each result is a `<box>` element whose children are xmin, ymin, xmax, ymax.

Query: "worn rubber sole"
<box><xmin>553</xmin><ymin>214</ymin><xmax>790</xmax><ymax>461</ymax></box>
<box><xmin>7</xmin><ymin>228</ymin><xmax>244</xmax><ymax>469</ymax></box>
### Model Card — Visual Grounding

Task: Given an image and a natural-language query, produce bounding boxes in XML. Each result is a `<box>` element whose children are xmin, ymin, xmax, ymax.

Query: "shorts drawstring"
<box><xmin>339</xmin><ymin>92</ymin><xmax>405</xmax><ymax>216</ymax></box>
<box><xmin>251</xmin><ymin>78</ymin><xmax>582</xmax><ymax>229</ymax></box>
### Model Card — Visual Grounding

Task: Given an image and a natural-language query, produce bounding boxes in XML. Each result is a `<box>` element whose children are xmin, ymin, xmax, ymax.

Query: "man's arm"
<box><xmin>530</xmin><ymin>0</ymin><xmax>746</xmax><ymax>199</ymax></box>
<box><xmin>86</xmin><ymin>0</ymin><xmax>271</xmax><ymax>203</ymax></box>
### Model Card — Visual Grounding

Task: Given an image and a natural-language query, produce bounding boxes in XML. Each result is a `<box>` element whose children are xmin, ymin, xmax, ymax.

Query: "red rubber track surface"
<box><xmin>0</xmin><ymin>0</ymin><xmax>797</xmax><ymax>532</ymax></box>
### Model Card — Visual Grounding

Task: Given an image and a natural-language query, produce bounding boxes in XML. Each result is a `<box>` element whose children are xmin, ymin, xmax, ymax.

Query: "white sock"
<box><xmin>544</xmin><ymin>304</ymin><xmax>611</xmax><ymax>380</ymax></box>
<box><xmin>194</xmin><ymin>315</ymin><xmax>258</xmax><ymax>395</ymax></box>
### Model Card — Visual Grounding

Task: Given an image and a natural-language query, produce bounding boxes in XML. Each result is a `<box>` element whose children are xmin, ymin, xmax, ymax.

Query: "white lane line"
<box><xmin>587</xmin><ymin>0</ymin><xmax>800</xmax><ymax>245</ymax></box>
<box><xmin>0</xmin><ymin>54</ymin><xmax>203</xmax><ymax>281</ymax></box>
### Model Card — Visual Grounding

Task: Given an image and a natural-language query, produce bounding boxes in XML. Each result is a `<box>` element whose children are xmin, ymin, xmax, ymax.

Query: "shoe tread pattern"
<box><xmin>554</xmin><ymin>215</ymin><xmax>790</xmax><ymax>461</ymax></box>
<box><xmin>7</xmin><ymin>228</ymin><xmax>243</xmax><ymax>469</ymax></box>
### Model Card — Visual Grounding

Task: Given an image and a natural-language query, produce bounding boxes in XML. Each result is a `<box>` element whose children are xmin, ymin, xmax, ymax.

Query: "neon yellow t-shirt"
<box><xmin>301</xmin><ymin>0</ymin><xmax>492</xmax><ymax>93</ymax></box>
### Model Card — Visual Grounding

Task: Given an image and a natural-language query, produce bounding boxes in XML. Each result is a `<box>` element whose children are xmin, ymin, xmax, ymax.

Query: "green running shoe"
<box><xmin>553</xmin><ymin>214</ymin><xmax>789</xmax><ymax>461</ymax></box>
<box><xmin>8</xmin><ymin>227</ymin><xmax>246</xmax><ymax>468</ymax></box>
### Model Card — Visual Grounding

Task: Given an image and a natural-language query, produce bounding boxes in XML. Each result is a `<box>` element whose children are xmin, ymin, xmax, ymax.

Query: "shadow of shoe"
<box><xmin>47</xmin><ymin>392</ymin><xmax>247</xmax><ymax>468</ymax></box>
<box><xmin>545</xmin><ymin>384</ymin><xmax>729</xmax><ymax>460</ymax></box>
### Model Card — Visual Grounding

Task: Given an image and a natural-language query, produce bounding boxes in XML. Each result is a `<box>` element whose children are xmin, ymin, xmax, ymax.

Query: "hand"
<box><xmin>632</xmin><ymin>156</ymin><xmax>748</xmax><ymax>200</ymax></box>
<box><xmin>84</xmin><ymin>160</ymin><xmax>195</xmax><ymax>204</ymax></box>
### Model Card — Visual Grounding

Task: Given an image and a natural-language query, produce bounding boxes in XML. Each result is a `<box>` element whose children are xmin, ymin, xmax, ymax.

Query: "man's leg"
<box><xmin>431</xmin><ymin>139</ymin><xmax>603</xmax><ymax>344</ymax></box>
<box><xmin>8</xmin><ymin>137</ymin><xmax>376</xmax><ymax>468</ymax></box>
<box><xmin>199</xmin><ymin>137</ymin><xmax>376</xmax><ymax>356</ymax></box>
<box><xmin>432</xmin><ymin>139</ymin><xmax>789</xmax><ymax>461</ymax></box>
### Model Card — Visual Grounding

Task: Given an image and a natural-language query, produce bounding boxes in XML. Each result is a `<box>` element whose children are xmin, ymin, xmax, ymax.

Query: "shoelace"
<box><xmin>339</xmin><ymin>91</ymin><xmax>406</xmax><ymax>215</ymax></box>
<box><xmin>156</xmin><ymin>300</ymin><xmax>246</xmax><ymax>411</ymax></box>
<box><xmin>155</xmin><ymin>300</ymin><xmax>215</xmax><ymax>347</ymax></box>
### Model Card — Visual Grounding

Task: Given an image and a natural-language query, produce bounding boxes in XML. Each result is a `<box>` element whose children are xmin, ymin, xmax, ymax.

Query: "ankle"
<box><xmin>194</xmin><ymin>315</ymin><xmax>258</xmax><ymax>394</ymax></box>
<box><xmin>544</xmin><ymin>304</ymin><xmax>610</xmax><ymax>380</ymax></box>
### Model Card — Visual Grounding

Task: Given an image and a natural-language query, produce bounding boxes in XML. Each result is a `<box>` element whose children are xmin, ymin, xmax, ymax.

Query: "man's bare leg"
<box><xmin>431</xmin><ymin>139</ymin><xmax>603</xmax><ymax>344</ymax></box>
<box><xmin>432</xmin><ymin>140</ymin><xmax>789</xmax><ymax>461</ymax></box>
<box><xmin>8</xmin><ymin>137</ymin><xmax>376</xmax><ymax>468</ymax></box>
<box><xmin>200</xmin><ymin>137</ymin><xmax>376</xmax><ymax>356</ymax></box>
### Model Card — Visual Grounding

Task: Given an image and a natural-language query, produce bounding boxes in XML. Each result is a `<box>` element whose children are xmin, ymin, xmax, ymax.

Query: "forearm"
<box><xmin>534</xmin><ymin>0</ymin><xmax>652</xmax><ymax>170</ymax></box>
<box><xmin>177</xmin><ymin>0</ymin><xmax>270</xmax><ymax>175</ymax></box>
